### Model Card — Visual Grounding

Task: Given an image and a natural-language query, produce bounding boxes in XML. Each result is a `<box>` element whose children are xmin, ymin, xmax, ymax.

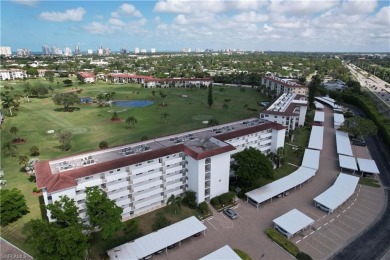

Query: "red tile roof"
<box><xmin>144</xmin><ymin>77</ymin><xmax>213</xmax><ymax>83</ymax></box>
<box><xmin>77</xmin><ymin>72</ymin><xmax>95</xmax><ymax>78</ymax></box>
<box><xmin>35</xmin><ymin>122</ymin><xmax>285</xmax><ymax>193</ymax></box>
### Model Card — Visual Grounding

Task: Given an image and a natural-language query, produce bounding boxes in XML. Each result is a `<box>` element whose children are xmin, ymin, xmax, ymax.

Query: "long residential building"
<box><xmin>0</xmin><ymin>69</ymin><xmax>27</xmax><ymax>81</ymax></box>
<box><xmin>35</xmin><ymin>119</ymin><xmax>285</xmax><ymax>222</ymax></box>
<box><xmin>260</xmin><ymin>93</ymin><xmax>307</xmax><ymax>132</ymax></box>
<box><xmin>262</xmin><ymin>76</ymin><xmax>308</xmax><ymax>96</ymax></box>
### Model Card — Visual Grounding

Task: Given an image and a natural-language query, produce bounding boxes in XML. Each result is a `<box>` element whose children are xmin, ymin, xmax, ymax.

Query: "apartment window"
<box><xmin>117</xmin><ymin>169</ymin><xmax>121</xmax><ymax>171</ymax></box>
<box><xmin>147</xmin><ymin>160</ymin><xmax>153</xmax><ymax>163</ymax></box>
<box><xmin>85</xmin><ymin>176</ymin><xmax>91</xmax><ymax>180</ymax></box>
<box><xmin>109</xmin><ymin>171</ymin><xmax>113</xmax><ymax>173</ymax></box>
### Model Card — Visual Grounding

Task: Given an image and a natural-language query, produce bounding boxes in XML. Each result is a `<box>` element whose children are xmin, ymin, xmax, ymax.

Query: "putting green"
<box><xmin>60</xmin><ymin>127</ymin><xmax>89</xmax><ymax>135</ymax></box>
<box><xmin>191</xmin><ymin>114</ymin><xmax>213</xmax><ymax>121</ymax></box>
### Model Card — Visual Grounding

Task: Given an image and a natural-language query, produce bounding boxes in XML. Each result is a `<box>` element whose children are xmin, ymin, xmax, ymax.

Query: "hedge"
<box><xmin>264</xmin><ymin>228</ymin><xmax>299</xmax><ymax>256</ymax></box>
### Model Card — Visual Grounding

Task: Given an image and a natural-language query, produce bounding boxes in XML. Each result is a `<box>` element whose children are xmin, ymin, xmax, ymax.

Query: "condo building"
<box><xmin>260</xmin><ymin>93</ymin><xmax>308</xmax><ymax>132</ymax></box>
<box><xmin>35</xmin><ymin>119</ymin><xmax>285</xmax><ymax>222</ymax></box>
<box><xmin>261</xmin><ymin>76</ymin><xmax>308</xmax><ymax>96</ymax></box>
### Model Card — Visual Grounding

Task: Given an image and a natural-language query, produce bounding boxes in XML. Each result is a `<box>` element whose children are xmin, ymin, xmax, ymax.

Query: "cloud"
<box><xmin>154</xmin><ymin>0</ymin><xmax>226</xmax><ymax>13</ymax></box>
<box><xmin>228</xmin><ymin>0</ymin><xmax>267</xmax><ymax>11</ymax></box>
<box><xmin>84</xmin><ymin>18</ymin><xmax>147</xmax><ymax>34</ymax></box>
<box><xmin>233</xmin><ymin>11</ymin><xmax>268</xmax><ymax>23</ymax></box>
<box><xmin>268</xmin><ymin>0</ymin><xmax>338</xmax><ymax>16</ymax></box>
<box><xmin>108</xmin><ymin>18</ymin><xmax>125</xmax><ymax>27</ymax></box>
<box><xmin>83</xmin><ymin>21</ymin><xmax>110</xmax><ymax>34</ymax></box>
<box><xmin>341</xmin><ymin>0</ymin><xmax>377</xmax><ymax>15</ymax></box>
<box><xmin>12</xmin><ymin>0</ymin><xmax>39</xmax><ymax>6</ymax></box>
<box><xmin>111</xmin><ymin>3</ymin><xmax>142</xmax><ymax>18</ymax></box>
<box><xmin>39</xmin><ymin>7</ymin><xmax>85</xmax><ymax>22</ymax></box>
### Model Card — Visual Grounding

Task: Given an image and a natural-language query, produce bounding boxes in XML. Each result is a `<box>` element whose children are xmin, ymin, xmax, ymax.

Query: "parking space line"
<box><xmin>338</xmin><ymin>220</ymin><xmax>357</xmax><ymax>232</ymax></box>
<box><xmin>304</xmin><ymin>240</ymin><xmax>328</xmax><ymax>256</ymax></box>
<box><xmin>326</xmin><ymin>227</ymin><xmax>348</xmax><ymax>240</ymax></box>
<box><xmin>303</xmin><ymin>235</ymin><xmax>308</xmax><ymax>239</ymax></box>
<box><xmin>352</xmin><ymin>207</ymin><xmax>376</xmax><ymax>217</ymax></box>
<box><xmin>311</xmin><ymin>236</ymin><xmax>333</xmax><ymax>252</ymax></box>
<box><xmin>343</xmin><ymin>210</ymin><xmax>346</xmax><ymax>213</ymax></box>
<box><xmin>310</xmin><ymin>231</ymin><xmax>314</xmax><ymax>235</ymax></box>
<box><xmin>347</xmin><ymin>206</ymin><xmax>351</xmax><ymax>209</ymax></box>
<box><xmin>206</xmin><ymin>220</ymin><xmax>218</xmax><ymax>231</ymax></box>
<box><xmin>337</xmin><ymin>214</ymin><xmax>340</xmax><ymax>218</ymax></box>
<box><xmin>296</xmin><ymin>240</ymin><xmax>301</xmax><ymax>244</ymax></box>
<box><xmin>331</xmin><ymin>223</ymin><xmax>352</xmax><ymax>236</ymax></box>
<box><xmin>324</xmin><ymin>223</ymin><xmax>328</xmax><ymax>226</ymax></box>
<box><xmin>318</xmin><ymin>233</ymin><xmax>339</xmax><ymax>248</ymax></box>
<box><xmin>343</xmin><ymin>214</ymin><xmax>365</xmax><ymax>225</ymax></box>
<box><xmin>317</xmin><ymin>227</ymin><xmax>321</xmax><ymax>230</ymax></box>
<box><xmin>330</xmin><ymin>219</ymin><xmax>334</xmax><ymax>223</ymax></box>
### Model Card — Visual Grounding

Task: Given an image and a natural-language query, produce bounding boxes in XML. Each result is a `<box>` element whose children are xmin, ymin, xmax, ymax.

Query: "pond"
<box><xmin>112</xmin><ymin>100</ymin><xmax>154</xmax><ymax>108</ymax></box>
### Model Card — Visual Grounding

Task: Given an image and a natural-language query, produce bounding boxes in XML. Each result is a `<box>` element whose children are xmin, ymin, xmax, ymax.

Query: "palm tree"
<box><xmin>161</xmin><ymin>113</ymin><xmax>169</xmax><ymax>124</ymax></box>
<box><xmin>159</xmin><ymin>91</ymin><xmax>167</xmax><ymax>106</ymax></box>
<box><xmin>18</xmin><ymin>155</ymin><xmax>29</xmax><ymax>167</ymax></box>
<box><xmin>105</xmin><ymin>92</ymin><xmax>116</xmax><ymax>108</ymax></box>
<box><xmin>167</xmin><ymin>195</ymin><xmax>182</xmax><ymax>215</ymax></box>
<box><xmin>276</xmin><ymin>147</ymin><xmax>285</xmax><ymax>168</ymax></box>
<box><xmin>126</xmin><ymin>116</ymin><xmax>138</xmax><ymax>128</ymax></box>
<box><xmin>30</xmin><ymin>145</ymin><xmax>40</xmax><ymax>156</ymax></box>
<box><xmin>223</xmin><ymin>103</ymin><xmax>228</xmax><ymax>110</ymax></box>
<box><xmin>24</xmin><ymin>85</ymin><xmax>31</xmax><ymax>103</ymax></box>
<box><xmin>1</xmin><ymin>95</ymin><xmax>15</xmax><ymax>116</ymax></box>
<box><xmin>99</xmin><ymin>141</ymin><xmax>108</xmax><ymax>149</ymax></box>
<box><xmin>2</xmin><ymin>142</ymin><xmax>18</xmax><ymax>157</ymax></box>
<box><xmin>9</xmin><ymin>126</ymin><xmax>19</xmax><ymax>140</ymax></box>
<box><xmin>96</xmin><ymin>93</ymin><xmax>106</xmax><ymax>107</ymax></box>
<box><xmin>267</xmin><ymin>152</ymin><xmax>277</xmax><ymax>168</ymax></box>
<box><xmin>244</xmin><ymin>104</ymin><xmax>249</xmax><ymax>110</ymax></box>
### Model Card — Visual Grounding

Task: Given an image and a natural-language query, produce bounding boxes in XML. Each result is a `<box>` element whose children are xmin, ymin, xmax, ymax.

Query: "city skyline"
<box><xmin>1</xmin><ymin>0</ymin><xmax>390</xmax><ymax>53</ymax></box>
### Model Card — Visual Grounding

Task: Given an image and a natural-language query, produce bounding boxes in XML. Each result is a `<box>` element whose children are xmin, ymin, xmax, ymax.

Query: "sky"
<box><xmin>1</xmin><ymin>0</ymin><xmax>390</xmax><ymax>53</ymax></box>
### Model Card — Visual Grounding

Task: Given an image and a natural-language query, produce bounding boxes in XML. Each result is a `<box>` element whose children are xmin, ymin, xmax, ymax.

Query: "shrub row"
<box><xmin>210</xmin><ymin>192</ymin><xmax>236</xmax><ymax>209</ymax></box>
<box><xmin>264</xmin><ymin>228</ymin><xmax>300</xmax><ymax>256</ymax></box>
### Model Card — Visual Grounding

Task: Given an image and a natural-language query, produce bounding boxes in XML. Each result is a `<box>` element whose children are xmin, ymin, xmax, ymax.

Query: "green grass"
<box><xmin>0</xmin><ymin>78</ymin><xmax>268</xmax><ymax>256</ymax></box>
<box><xmin>234</xmin><ymin>248</ymin><xmax>252</xmax><ymax>260</ymax></box>
<box><xmin>359</xmin><ymin>177</ymin><xmax>381</xmax><ymax>188</ymax></box>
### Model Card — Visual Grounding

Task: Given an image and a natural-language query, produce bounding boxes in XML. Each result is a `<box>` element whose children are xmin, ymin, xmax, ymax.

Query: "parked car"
<box><xmin>223</xmin><ymin>208</ymin><xmax>237</xmax><ymax>219</ymax></box>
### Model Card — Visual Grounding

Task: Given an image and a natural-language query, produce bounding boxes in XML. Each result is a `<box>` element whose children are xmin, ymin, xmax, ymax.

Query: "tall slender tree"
<box><xmin>207</xmin><ymin>84</ymin><xmax>213</xmax><ymax>109</ymax></box>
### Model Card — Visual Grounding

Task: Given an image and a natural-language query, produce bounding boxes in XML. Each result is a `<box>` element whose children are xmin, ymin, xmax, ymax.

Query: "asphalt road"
<box><xmin>331</xmin><ymin>113</ymin><xmax>390</xmax><ymax>260</ymax></box>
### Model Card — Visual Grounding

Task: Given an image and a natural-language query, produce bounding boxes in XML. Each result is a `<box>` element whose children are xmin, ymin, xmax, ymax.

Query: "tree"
<box><xmin>26</xmin><ymin>67</ymin><xmax>38</xmax><ymax>77</ymax></box>
<box><xmin>340</xmin><ymin>117</ymin><xmax>378</xmax><ymax>138</ymax></box>
<box><xmin>85</xmin><ymin>186</ymin><xmax>123</xmax><ymax>239</ymax></box>
<box><xmin>46</xmin><ymin>196</ymin><xmax>82</xmax><ymax>228</ymax></box>
<box><xmin>207</xmin><ymin>118</ymin><xmax>219</xmax><ymax>127</ymax></box>
<box><xmin>346</xmin><ymin>79</ymin><xmax>361</xmax><ymax>93</ymax></box>
<box><xmin>223</xmin><ymin>103</ymin><xmax>229</xmax><ymax>110</ymax></box>
<box><xmin>2</xmin><ymin>142</ymin><xmax>18</xmax><ymax>157</ymax></box>
<box><xmin>1</xmin><ymin>95</ymin><xmax>16</xmax><ymax>116</ymax></box>
<box><xmin>161</xmin><ymin>112</ymin><xmax>169</xmax><ymax>124</ymax></box>
<box><xmin>96</xmin><ymin>93</ymin><xmax>106</xmax><ymax>107</ymax></box>
<box><xmin>52</xmin><ymin>93</ymin><xmax>79</xmax><ymax>111</ymax></box>
<box><xmin>31</xmin><ymin>85</ymin><xmax>49</xmax><ymax>97</ymax></box>
<box><xmin>126</xmin><ymin>116</ymin><xmax>138</xmax><ymax>128</ymax></box>
<box><xmin>0</xmin><ymin>188</ymin><xmax>29</xmax><ymax>226</ymax></box>
<box><xmin>30</xmin><ymin>145</ymin><xmax>40</xmax><ymax>156</ymax></box>
<box><xmin>231</xmin><ymin>147</ymin><xmax>274</xmax><ymax>189</ymax></box>
<box><xmin>207</xmin><ymin>84</ymin><xmax>213</xmax><ymax>109</ymax></box>
<box><xmin>167</xmin><ymin>195</ymin><xmax>181</xmax><ymax>215</ymax></box>
<box><xmin>18</xmin><ymin>155</ymin><xmax>29</xmax><ymax>167</ymax></box>
<box><xmin>44</xmin><ymin>71</ymin><xmax>55</xmax><ymax>82</ymax></box>
<box><xmin>63</xmin><ymin>79</ymin><xmax>73</xmax><ymax>87</ymax></box>
<box><xmin>159</xmin><ymin>91</ymin><xmax>167</xmax><ymax>106</ymax></box>
<box><xmin>276</xmin><ymin>147</ymin><xmax>285</xmax><ymax>168</ymax></box>
<box><xmin>198</xmin><ymin>202</ymin><xmax>210</xmax><ymax>216</ymax></box>
<box><xmin>9</xmin><ymin>126</ymin><xmax>19</xmax><ymax>139</ymax></box>
<box><xmin>23</xmin><ymin>219</ymin><xmax>88</xmax><ymax>260</ymax></box>
<box><xmin>244</xmin><ymin>104</ymin><xmax>249</xmax><ymax>110</ymax></box>
<box><xmin>151</xmin><ymin>90</ymin><xmax>156</xmax><ymax>96</ymax></box>
<box><xmin>111</xmin><ymin>111</ymin><xmax>120</xmax><ymax>121</ymax></box>
<box><xmin>57</xmin><ymin>131</ymin><xmax>72</xmax><ymax>151</ymax></box>
<box><xmin>308</xmin><ymin>75</ymin><xmax>321</xmax><ymax>109</ymax></box>
<box><xmin>182</xmin><ymin>191</ymin><xmax>197</xmax><ymax>209</ymax></box>
<box><xmin>24</xmin><ymin>84</ymin><xmax>31</xmax><ymax>103</ymax></box>
<box><xmin>152</xmin><ymin>212</ymin><xmax>171</xmax><ymax>231</ymax></box>
<box><xmin>99</xmin><ymin>141</ymin><xmax>108</xmax><ymax>149</ymax></box>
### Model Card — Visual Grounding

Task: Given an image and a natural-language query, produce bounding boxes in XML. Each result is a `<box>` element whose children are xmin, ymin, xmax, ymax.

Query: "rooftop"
<box><xmin>263</xmin><ymin>75</ymin><xmax>307</xmax><ymax>89</ymax></box>
<box><xmin>36</xmin><ymin>119</ymin><xmax>285</xmax><ymax>193</ymax></box>
<box><xmin>261</xmin><ymin>93</ymin><xmax>307</xmax><ymax>116</ymax></box>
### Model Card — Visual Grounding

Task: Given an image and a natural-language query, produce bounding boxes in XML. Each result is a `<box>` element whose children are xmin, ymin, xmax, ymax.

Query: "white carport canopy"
<box><xmin>357</xmin><ymin>158</ymin><xmax>380</xmax><ymax>174</ymax></box>
<box><xmin>339</xmin><ymin>155</ymin><xmax>358</xmax><ymax>172</ymax></box>
<box><xmin>246</xmin><ymin>167</ymin><xmax>316</xmax><ymax>207</ymax></box>
<box><xmin>308</xmin><ymin>126</ymin><xmax>324</xmax><ymax>150</ymax></box>
<box><xmin>314</xmin><ymin>111</ymin><xmax>325</xmax><ymax>123</ymax></box>
<box><xmin>315</xmin><ymin>101</ymin><xmax>324</xmax><ymax>110</ymax></box>
<box><xmin>107</xmin><ymin>216</ymin><xmax>207</xmax><ymax>260</ymax></box>
<box><xmin>302</xmin><ymin>149</ymin><xmax>320</xmax><ymax>170</ymax></box>
<box><xmin>273</xmin><ymin>209</ymin><xmax>314</xmax><ymax>238</ymax></box>
<box><xmin>335</xmin><ymin>131</ymin><xmax>353</xmax><ymax>156</ymax></box>
<box><xmin>314</xmin><ymin>173</ymin><xmax>359</xmax><ymax>213</ymax></box>
<box><xmin>334</xmin><ymin>113</ymin><xmax>345</xmax><ymax>128</ymax></box>
<box><xmin>199</xmin><ymin>245</ymin><xmax>241</xmax><ymax>260</ymax></box>
<box><xmin>315</xmin><ymin>97</ymin><xmax>342</xmax><ymax>110</ymax></box>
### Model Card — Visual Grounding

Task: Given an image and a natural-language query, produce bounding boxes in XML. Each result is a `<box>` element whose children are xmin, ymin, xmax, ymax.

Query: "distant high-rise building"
<box><xmin>103</xmin><ymin>48</ymin><xmax>111</xmax><ymax>55</ymax></box>
<box><xmin>0</xmin><ymin>46</ymin><xmax>12</xmax><ymax>56</ymax></box>
<box><xmin>195</xmin><ymin>48</ymin><xmax>204</xmax><ymax>53</ymax></box>
<box><xmin>17</xmin><ymin>49</ymin><xmax>31</xmax><ymax>57</ymax></box>
<box><xmin>63</xmin><ymin>47</ymin><xmax>72</xmax><ymax>56</ymax></box>
<box><xmin>134</xmin><ymin>48</ymin><xmax>140</xmax><ymax>54</ymax></box>
<box><xmin>120</xmin><ymin>48</ymin><xmax>127</xmax><ymax>54</ymax></box>
<box><xmin>51</xmin><ymin>47</ymin><xmax>62</xmax><ymax>55</ymax></box>
<box><xmin>151</xmin><ymin>48</ymin><xmax>156</xmax><ymax>53</ymax></box>
<box><xmin>140</xmin><ymin>49</ymin><xmax>147</xmax><ymax>53</ymax></box>
<box><xmin>97</xmin><ymin>46</ymin><xmax>104</xmax><ymax>56</ymax></box>
<box><xmin>182</xmin><ymin>48</ymin><xmax>192</xmax><ymax>53</ymax></box>
<box><xmin>87</xmin><ymin>49</ymin><xmax>93</xmax><ymax>55</ymax></box>
<box><xmin>42</xmin><ymin>45</ymin><xmax>50</xmax><ymax>55</ymax></box>
<box><xmin>74</xmin><ymin>46</ymin><xmax>81</xmax><ymax>55</ymax></box>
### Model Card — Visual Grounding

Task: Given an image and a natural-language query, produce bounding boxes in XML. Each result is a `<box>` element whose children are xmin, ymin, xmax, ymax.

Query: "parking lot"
<box><xmin>143</xmin><ymin>106</ymin><xmax>385</xmax><ymax>260</ymax></box>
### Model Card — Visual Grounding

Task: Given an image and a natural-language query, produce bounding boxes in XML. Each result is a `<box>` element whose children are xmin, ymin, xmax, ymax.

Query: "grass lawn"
<box><xmin>358</xmin><ymin>177</ymin><xmax>381</xmax><ymax>188</ymax></box>
<box><xmin>0</xmin><ymin>78</ymin><xmax>267</xmax><ymax>255</ymax></box>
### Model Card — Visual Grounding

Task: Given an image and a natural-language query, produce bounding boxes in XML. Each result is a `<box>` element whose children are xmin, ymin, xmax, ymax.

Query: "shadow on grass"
<box><xmin>53</xmin><ymin>107</ymin><xmax>80</xmax><ymax>112</ymax></box>
<box><xmin>38</xmin><ymin>195</ymin><xmax>49</xmax><ymax>222</ymax></box>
